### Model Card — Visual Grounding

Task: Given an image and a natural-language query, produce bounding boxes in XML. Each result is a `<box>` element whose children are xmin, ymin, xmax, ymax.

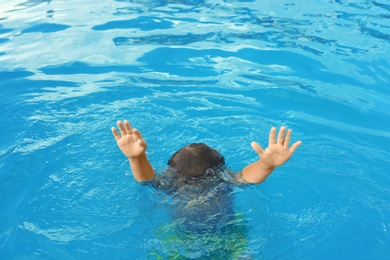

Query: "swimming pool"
<box><xmin>1</xmin><ymin>0</ymin><xmax>389</xmax><ymax>258</ymax></box>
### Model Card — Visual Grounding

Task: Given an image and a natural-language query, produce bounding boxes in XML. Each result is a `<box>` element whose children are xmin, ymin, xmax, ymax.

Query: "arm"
<box><xmin>111</xmin><ymin>120</ymin><xmax>154</xmax><ymax>182</ymax></box>
<box><xmin>241</xmin><ymin>126</ymin><xmax>302</xmax><ymax>184</ymax></box>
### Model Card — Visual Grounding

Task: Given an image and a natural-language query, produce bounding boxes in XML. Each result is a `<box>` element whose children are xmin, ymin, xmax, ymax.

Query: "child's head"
<box><xmin>168</xmin><ymin>143</ymin><xmax>225</xmax><ymax>180</ymax></box>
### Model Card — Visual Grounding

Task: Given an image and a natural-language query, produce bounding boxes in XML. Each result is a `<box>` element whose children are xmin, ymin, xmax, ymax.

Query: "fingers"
<box><xmin>269</xmin><ymin>127</ymin><xmax>277</xmax><ymax>145</ymax></box>
<box><xmin>251</xmin><ymin>141</ymin><xmax>264</xmax><ymax>156</ymax></box>
<box><xmin>290</xmin><ymin>140</ymin><xmax>302</xmax><ymax>152</ymax></box>
<box><xmin>277</xmin><ymin>126</ymin><xmax>286</xmax><ymax>145</ymax></box>
<box><xmin>117</xmin><ymin>120</ymin><xmax>134</xmax><ymax>135</ymax></box>
<box><xmin>117</xmin><ymin>120</ymin><xmax>126</xmax><ymax>136</ymax></box>
<box><xmin>284</xmin><ymin>129</ymin><xmax>292</xmax><ymax>147</ymax></box>
<box><xmin>124</xmin><ymin>120</ymin><xmax>133</xmax><ymax>133</ymax></box>
<box><xmin>111</xmin><ymin>127</ymin><xmax>120</xmax><ymax>141</ymax></box>
<box><xmin>137</xmin><ymin>138</ymin><xmax>146</xmax><ymax>148</ymax></box>
<box><xmin>269</xmin><ymin>126</ymin><xmax>299</xmax><ymax>148</ymax></box>
<box><xmin>132</xmin><ymin>128</ymin><xmax>143</xmax><ymax>140</ymax></box>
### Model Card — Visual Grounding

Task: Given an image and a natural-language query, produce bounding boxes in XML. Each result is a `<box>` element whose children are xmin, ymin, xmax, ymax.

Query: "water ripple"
<box><xmin>21</xmin><ymin>23</ymin><xmax>70</xmax><ymax>34</ymax></box>
<box><xmin>92</xmin><ymin>16</ymin><xmax>174</xmax><ymax>31</ymax></box>
<box><xmin>1</xmin><ymin>0</ymin><xmax>390</xmax><ymax>259</ymax></box>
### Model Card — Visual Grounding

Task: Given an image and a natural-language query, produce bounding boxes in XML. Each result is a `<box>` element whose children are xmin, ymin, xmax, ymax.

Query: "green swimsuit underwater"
<box><xmin>147</xmin><ymin>169</ymin><xmax>252</xmax><ymax>259</ymax></box>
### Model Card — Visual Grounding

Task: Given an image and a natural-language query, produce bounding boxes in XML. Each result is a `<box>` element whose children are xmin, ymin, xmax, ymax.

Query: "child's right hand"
<box><xmin>241</xmin><ymin>126</ymin><xmax>302</xmax><ymax>184</ymax></box>
<box><xmin>111</xmin><ymin>120</ymin><xmax>147</xmax><ymax>158</ymax></box>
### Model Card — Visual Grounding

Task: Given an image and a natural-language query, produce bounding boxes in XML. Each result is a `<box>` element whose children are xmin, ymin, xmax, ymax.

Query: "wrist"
<box><xmin>242</xmin><ymin>160</ymin><xmax>276</xmax><ymax>184</ymax></box>
<box><xmin>128</xmin><ymin>152</ymin><xmax>147</xmax><ymax>160</ymax></box>
<box><xmin>258</xmin><ymin>160</ymin><xmax>276</xmax><ymax>171</ymax></box>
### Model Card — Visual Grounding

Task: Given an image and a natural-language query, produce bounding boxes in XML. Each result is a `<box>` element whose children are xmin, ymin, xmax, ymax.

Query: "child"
<box><xmin>111</xmin><ymin>120</ymin><xmax>302</xmax><ymax>185</ymax></box>
<box><xmin>111</xmin><ymin>120</ymin><xmax>302</xmax><ymax>257</ymax></box>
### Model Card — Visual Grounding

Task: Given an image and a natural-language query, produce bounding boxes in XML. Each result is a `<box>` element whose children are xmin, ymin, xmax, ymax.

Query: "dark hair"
<box><xmin>167</xmin><ymin>143</ymin><xmax>225</xmax><ymax>179</ymax></box>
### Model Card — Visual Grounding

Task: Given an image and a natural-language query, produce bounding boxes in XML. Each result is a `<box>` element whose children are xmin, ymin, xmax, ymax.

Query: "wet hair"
<box><xmin>167</xmin><ymin>143</ymin><xmax>225</xmax><ymax>180</ymax></box>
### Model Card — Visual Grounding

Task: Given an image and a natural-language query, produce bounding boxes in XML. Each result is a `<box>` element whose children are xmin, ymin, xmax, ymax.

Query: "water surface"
<box><xmin>1</xmin><ymin>0</ymin><xmax>390</xmax><ymax>259</ymax></box>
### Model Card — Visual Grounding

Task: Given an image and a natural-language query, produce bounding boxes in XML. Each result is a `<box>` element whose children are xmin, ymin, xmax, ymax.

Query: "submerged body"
<box><xmin>149</xmin><ymin>170</ymin><xmax>248</xmax><ymax>258</ymax></box>
<box><xmin>111</xmin><ymin>120</ymin><xmax>301</xmax><ymax>257</ymax></box>
<box><xmin>150</xmin><ymin>169</ymin><xmax>236</xmax><ymax>233</ymax></box>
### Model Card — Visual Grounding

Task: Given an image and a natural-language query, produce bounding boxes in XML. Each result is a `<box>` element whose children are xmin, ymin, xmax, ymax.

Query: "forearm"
<box><xmin>128</xmin><ymin>153</ymin><xmax>154</xmax><ymax>182</ymax></box>
<box><xmin>241</xmin><ymin>160</ymin><xmax>275</xmax><ymax>184</ymax></box>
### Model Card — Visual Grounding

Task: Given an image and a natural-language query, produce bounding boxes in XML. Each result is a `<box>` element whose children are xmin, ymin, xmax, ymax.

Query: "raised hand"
<box><xmin>241</xmin><ymin>126</ymin><xmax>302</xmax><ymax>184</ymax></box>
<box><xmin>111</xmin><ymin>120</ymin><xmax>147</xmax><ymax>158</ymax></box>
<box><xmin>251</xmin><ymin>126</ymin><xmax>302</xmax><ymax>168</ymax></box>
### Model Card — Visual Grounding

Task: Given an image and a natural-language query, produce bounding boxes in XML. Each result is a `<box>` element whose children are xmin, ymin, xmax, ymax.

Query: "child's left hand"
<box><xmin>251</xmin><ymin>126</ymin><xmax>302</xmax><ymax>168</ymax></box>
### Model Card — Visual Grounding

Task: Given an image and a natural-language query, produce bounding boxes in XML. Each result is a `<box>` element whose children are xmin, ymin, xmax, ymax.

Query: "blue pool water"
<box><xmin>1</xmin><ymin>0</ymin><xmax>390</xmax><ymax>259</ymax></box>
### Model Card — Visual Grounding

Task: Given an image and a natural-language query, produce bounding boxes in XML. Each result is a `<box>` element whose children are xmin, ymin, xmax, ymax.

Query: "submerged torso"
<box><xmin>147</xmin><ymin>171</ymin><xmax>250</xmax><ymax>258</ymax></box>
<box><xmin>149</xmin><ymin>171</ymin><xmax>236</xmax><ymax>233</ymax></box>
